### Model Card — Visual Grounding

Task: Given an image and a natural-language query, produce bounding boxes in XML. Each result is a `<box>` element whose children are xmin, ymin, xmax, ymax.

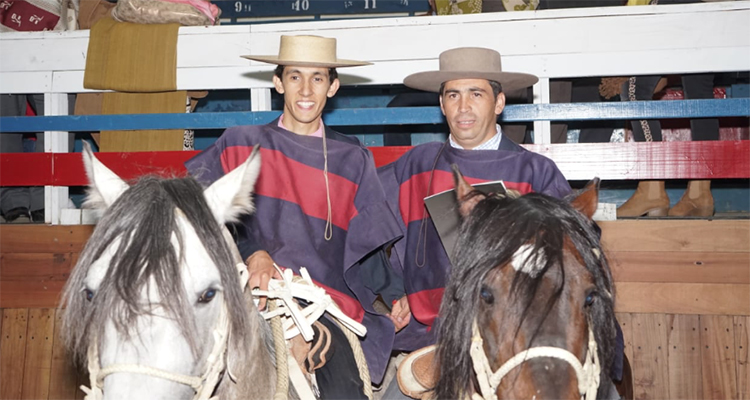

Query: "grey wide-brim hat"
<box><xmin>404</xmin><ymin>47</ymin><xmax>538</xmax><ymax>93</ymax></box>
<box><xmin>241</xmin><ymin>35</ymin><xmax>372</xmax><ymax>68</ymax></box>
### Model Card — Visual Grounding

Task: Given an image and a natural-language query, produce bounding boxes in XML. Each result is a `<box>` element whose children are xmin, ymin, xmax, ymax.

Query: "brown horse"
<box><xmin>434</xmin><ymin>169</ymin><xmax>619</xmax><ymax>400</ymax></box>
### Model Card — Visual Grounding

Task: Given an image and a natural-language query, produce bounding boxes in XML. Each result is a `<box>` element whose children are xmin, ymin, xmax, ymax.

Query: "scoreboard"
<box><xmin>214</xmin><ymin>0</ymin><xmax>430</xmax><ymax>22</ymax></box>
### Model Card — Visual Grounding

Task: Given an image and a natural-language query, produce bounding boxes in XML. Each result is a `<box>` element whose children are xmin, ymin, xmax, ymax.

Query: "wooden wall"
<box><xmin>1</xmin><ymin>308</ymin><xmax>85</xmax><ymax>400</ymax></box>
<box><xmin>0</xmin><ymin>226</ymin><xmax>90</xmax><ymax>399</ymax></box>
<box><xmin>1</xmin><ymin>220</ymin><xmax>748</xmax><ymax>399</ymax></box>
<box><xmin>602</xmin><ymin>219</ymin><xmax>750</xmax><ymax>400</ymax></box>
<box><xmin>1</xmin><ymin>226</ymin><xmax>93</xmax><ymax>309</ymax></box>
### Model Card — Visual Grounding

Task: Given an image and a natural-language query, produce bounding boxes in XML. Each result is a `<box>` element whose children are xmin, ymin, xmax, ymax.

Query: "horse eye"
<box><xmin>198</xmin><ymin>288</ymin><xmax>218</xmax><ymax>304</ymax></box>
<box><xmin>480</xmin><ymin>287</ymin><xmax>494</xmax><ymax>304</ymax></box>
<box><xmin>83</xmin><ymin>288</ymin><xmax>94</xmax><ymax>302</ymax></box>
<box><xmin>585</xmin><ymin>291</ymin><xmax>597</xmax><ymax>307</ymax></box>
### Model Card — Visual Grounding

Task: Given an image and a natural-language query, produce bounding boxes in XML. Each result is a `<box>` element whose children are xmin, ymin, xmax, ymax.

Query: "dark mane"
<box><xmin>62</xmin><ymin>176</ymin><xmax>250</xmax><ymax>365</ymax></box>
<box><xmin>435</xmin><ymin>192</ymin><xmax>616</xmax><ymax>400</ymax></box>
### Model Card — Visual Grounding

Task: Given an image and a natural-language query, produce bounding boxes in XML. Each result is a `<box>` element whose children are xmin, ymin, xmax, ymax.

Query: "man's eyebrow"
<box><xmin>284</xmin><ymin>69</ymin><xmax>327</xmax><ymax>77</ymax></box>
<box><xmin>444</xmin><ymin>87</ymin><xmax>488</xmax><ymax>94</ymax></box>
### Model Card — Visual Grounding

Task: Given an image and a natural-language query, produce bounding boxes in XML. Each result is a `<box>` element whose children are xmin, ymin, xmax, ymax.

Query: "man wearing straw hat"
<box><xmin>379</xmin><ymin>47</ymin><xmax>572</xmax><ymax>353</ymax></box>
<box><xmin>378</xmin><ymin>47</ymin><xmax>625</xmax><ymax>399</ymax></box>
<box><xmin>186</xmin><ymin>35</ymin><xmax>405</xmax><ymax>396</ymax></box>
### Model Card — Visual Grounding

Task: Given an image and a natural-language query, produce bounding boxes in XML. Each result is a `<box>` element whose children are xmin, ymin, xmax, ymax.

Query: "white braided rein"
<box><xmin>469</xmin><ymin>321</ymin><xmax>601</xmax><ymax>400</ymax></box>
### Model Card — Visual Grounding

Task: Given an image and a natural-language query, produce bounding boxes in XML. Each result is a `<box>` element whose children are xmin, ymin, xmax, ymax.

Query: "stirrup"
<box><xmin>397</xmin><ymin>345</ymin><xmax>438</xmax><ymax>399</ymax></box>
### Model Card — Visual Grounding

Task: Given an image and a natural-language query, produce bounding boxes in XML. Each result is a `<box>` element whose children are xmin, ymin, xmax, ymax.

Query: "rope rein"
<box><xmin>269</xmin><ymin>299</ymin><xmax>291</xmax><ymax>400</ymax></box>
<box><xmin>469</xmin><ymin>320</ymin><xmax>601</xmax><ymax>400</ymax></box>
<box><xmin>258</xmin><ymin>264</ymin><xmax>372</xmax><ymax>400</ymax></box>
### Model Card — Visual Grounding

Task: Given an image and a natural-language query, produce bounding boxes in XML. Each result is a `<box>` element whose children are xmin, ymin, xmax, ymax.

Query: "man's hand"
<box><xmin>246</xmin><ymin>250</ymin><xmax>281</xmax><ymax>310</ymax></box>
<box><xmin>388</xmin><ymin>295</ymin><xmax>411</xmax><ymax>332</ymax></box>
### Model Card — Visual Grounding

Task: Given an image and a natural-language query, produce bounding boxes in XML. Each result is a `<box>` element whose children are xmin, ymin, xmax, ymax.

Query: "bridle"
<box><xmin>469</xmin><ymin>319</ymin><xmax>601</xmax><ymax>400</ymax></box>
<box><xmin>80</xmin><ymin>262</ymin><xmax>250</xmax><ymax>400</ymax></box>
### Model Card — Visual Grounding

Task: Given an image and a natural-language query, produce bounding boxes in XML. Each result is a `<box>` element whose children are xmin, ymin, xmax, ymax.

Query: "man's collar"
<box><xmin>278</xmin><ymin>113</ymin><xmax>325</xmax><ymax>137</ymax></box>
<box><xmin>449</xmin><ymin>124</ymin><xmax>503</xmax><ymax>150</ymax></box>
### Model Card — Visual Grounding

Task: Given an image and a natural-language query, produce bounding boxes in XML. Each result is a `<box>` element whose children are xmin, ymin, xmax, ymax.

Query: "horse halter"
<box><xmin>469</xmin><ymin>320</ymin><xmax>601</xmax><ymax>400</ymax></box>
<box><xmin>80</xmin><ymin>262</ymin><xmax>250</xmax><ymax>400</ymax></box>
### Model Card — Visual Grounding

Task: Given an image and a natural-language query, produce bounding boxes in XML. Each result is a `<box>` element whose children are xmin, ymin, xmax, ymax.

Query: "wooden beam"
<box><xmin>667</xmin><ymin>314</ymin><xmax>703</xmax><ymax>399</ymax></box>
<box><xmin>702</xmin><ymin>315</ymin><xmax>739</xmax><ymax>399</ymax></box>
<box><xmin>1</xmin><ymin>309</ymin><xmax>29</xmax><ymax>400</ymax></box>
<box><xmin>735</xmin><ymin>316</ymin><xmax>750</xmax><ymax>400</ymax></box>
<box><xmin>1</xmin><ymin>253</ymin><xmax>73</xmax><ymax>281</ymax></box>
<box><xmin>615</xmin><ymin>283</ymin><xmax>750</xmax><ymax>316</ymax></box>
<box><xmin>21</xmin><ymin>308</ymin><xmax>55</xmax><ymax>399</ymax></box>
<box><xmin>600</xmin><ymin>220</ymin><xmax>750</xmax><ymax>253</ymax></box>
<box><xmin>0</xmin><ymin>254</ymin><xmax>74</xmax><ymax>309</ymax></box>
<box><xmin>0</xmin><ymin>281</ymin><xmax>66</xmax><ymax>309</ymax></box>
<box><xmin>615</xmin><ymin>312</ymin><xmax>634</xmax><ymax>371</ymax></box>
<box><xmin>631</xmin><ymin>313</ymin><xmax>670</xmax><ymax>399</ymax></box>
<box><xmin>0</xmin><ymin>225</ymin><xmax>93</xmax><ymax>254</ymax></box>
<box><xmin>609</xmin><ymin>251</ymin><xmax>750</xmax><ymax>284</ymax></box>
<box><xmin>48</xmin><ymin>309</ymin><xmax>82</xmax><ymax>400</ymax></box>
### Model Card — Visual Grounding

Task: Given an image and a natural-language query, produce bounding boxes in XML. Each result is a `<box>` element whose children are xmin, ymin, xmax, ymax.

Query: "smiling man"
<box><xmin>185</xmin><ymin>35</ymin><xmax>405</xmax><ymax>396</ymax></box>
<box><xmin>379</xmin><ymin>47</ymin><xmax>629</xmax><ymax>400</ymax></box>
<box><xmin>378</xmin><ymin>47</ymin><xmax>572</xmax><ymax>353</ymax></box>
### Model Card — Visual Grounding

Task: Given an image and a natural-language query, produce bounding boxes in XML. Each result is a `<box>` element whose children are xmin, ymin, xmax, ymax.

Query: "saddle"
<box><xmin>397</xmin><ymin>345</ymin><xmax>439</xmax><ymax>399</ymax></box>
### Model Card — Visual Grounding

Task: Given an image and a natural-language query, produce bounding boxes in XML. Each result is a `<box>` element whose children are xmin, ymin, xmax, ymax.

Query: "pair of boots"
<box><xmin>616</xmin><ymin>180</ymin><xmax>714</xmax><ymax>218</ymax></box>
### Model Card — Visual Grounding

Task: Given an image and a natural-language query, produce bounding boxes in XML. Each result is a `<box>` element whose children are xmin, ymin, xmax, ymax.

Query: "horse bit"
<box><xmin>469</xmin><ymin>320</ymin><xmax>601</xmax><ymax>400</ymax></box>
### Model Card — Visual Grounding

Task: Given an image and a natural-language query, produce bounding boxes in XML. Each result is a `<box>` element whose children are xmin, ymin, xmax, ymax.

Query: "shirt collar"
<box><xmin>449</xmin><ymin>124</ymin><xmax>503</xmax><ymax>150</ymax></box>
<box><xmin>278</xmin><ymin>113</ymin><xmax>325</xmax><ymax>137</ymax></box>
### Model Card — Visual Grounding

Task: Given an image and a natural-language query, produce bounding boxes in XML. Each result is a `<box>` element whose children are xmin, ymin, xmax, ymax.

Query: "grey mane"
<box><xmin>61</xmin><ymin>176</ymin><xmax>251</xmax><ymax>365</ymax></box>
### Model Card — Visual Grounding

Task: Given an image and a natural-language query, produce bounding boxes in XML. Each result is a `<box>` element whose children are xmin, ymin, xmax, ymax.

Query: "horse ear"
<box><xmin>82</xmin><ymin>141</ymin><xmax>130</xmax><ymax>210</ymax></box>
<box><xmin>452</xmin><ymin>164</ymin><xmax>485</xmax><ymax>218</ymax></box>
<box><xmin>204</xmin><ymin>145</ymin><xmax>262</xmax><ymax>224</ymax></box>
<box><xmin>570</xmin><ymin>178</ymin><xmax>600</xmax><ymax>220</ymax></box>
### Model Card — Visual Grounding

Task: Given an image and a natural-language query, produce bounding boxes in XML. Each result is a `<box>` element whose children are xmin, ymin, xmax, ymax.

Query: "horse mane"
<box><xmin>62</xmin><ymin>176</ymin><xmax>251</xmax><ymax>366</ymax></box>
<box><xmin>434</xmin><ymin>192</ymin><xmax>617</xmax><ymax>400</ymax></box>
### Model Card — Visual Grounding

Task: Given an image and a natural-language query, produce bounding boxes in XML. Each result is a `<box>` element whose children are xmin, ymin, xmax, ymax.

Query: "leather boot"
<box><xmin>617</xmin><ymin>181</ymin><xmax>670</xmax><ymax>218</ymax></box>
<box><xmin>668</xmin><ymin>180</ymin><xmax>714</xmax><ymax>217</ymax></box>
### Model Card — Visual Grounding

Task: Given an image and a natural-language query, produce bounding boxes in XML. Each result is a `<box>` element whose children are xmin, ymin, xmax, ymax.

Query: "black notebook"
<box><xmin>423</xmin><ymin>180</ymin><xmax>507</xmax><ymax>263</ymax></box>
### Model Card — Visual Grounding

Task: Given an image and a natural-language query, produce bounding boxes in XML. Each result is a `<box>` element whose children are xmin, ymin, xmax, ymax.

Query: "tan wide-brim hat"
<box><xmin>404</xmin><ymin>47</ymin><xmax>538</xmax><ymax>93</ymax></box>
<box><xmin>241</xmin><ymin>35</ymin><xmax>372</xmax><ymax>68</ymax></box>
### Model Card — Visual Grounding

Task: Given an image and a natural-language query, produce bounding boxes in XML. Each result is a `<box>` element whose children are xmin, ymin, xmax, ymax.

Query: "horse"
<box><xmin>434</xmin><ymin>167</ymin><xmax>618</xmax><ymax>400</ymax></box>
<box><xmin>60</xmin><ymin>144</ymin><xmax>281</xmax><ymax>399</ymax></box>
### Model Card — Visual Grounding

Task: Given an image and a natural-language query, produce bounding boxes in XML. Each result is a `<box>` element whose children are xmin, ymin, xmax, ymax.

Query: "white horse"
<box><xmin>61</xmin><ymin>144</ymin><xmax>280</xmax><ymax>399</ymax></box>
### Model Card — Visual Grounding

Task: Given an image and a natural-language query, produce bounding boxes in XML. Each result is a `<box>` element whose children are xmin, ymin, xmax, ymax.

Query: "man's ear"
<box><xmin>439</xmin><ymin>94</ymin><xmax>446</xmax><ymax>116</ymax></box>
<box><xmin>494</xmin><ymin>92</ymin><xmax>506</xmax><ymax>115</ymax></box>
<box><xmin>272</xmin><ymin>74</ymin><xmax>285</xmax><ymax>94</ymax></box>
<box><xmin>570</xmin><ymin>178</ymin><xmax>600</xmax><ymax>220</ymax></box>
<box><xmin>327</xmin><ymin>78</ymin><xmax>341</xmax><ymax>98</ymax></box>
<box><xmin>452</xmin><ymin>164</ymin><xmax>485</xmax><ymax>218</ymax></box>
